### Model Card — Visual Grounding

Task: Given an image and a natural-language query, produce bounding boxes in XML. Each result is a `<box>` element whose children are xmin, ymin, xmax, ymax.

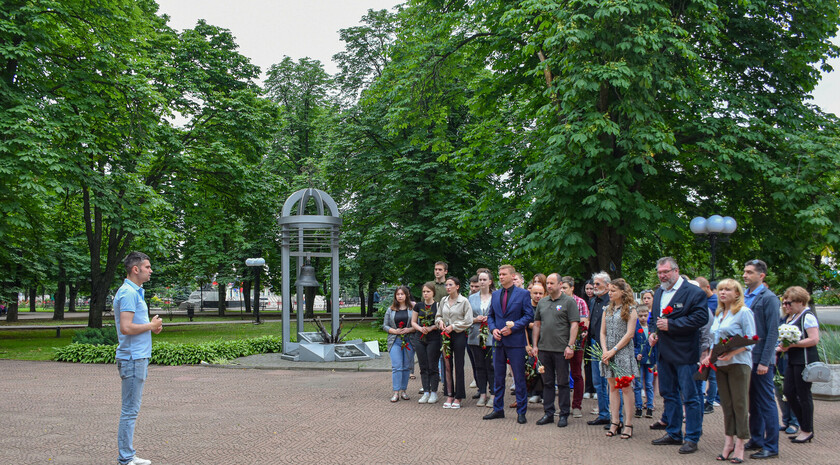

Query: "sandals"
<box><xmin>729</xmin><ymin>458</ymin><xmax>744</xmax><ymax>464</ymax></box>
<box><xmin>390</xmin><ymin>394</ymin><xmax>399</xmax><ymax>403</ymax></box>
<box><xmin>606</xmin><ymin>422</ymin><xmax>623</xmax><ymax>437</ymax></box>
<box><xmin>400</xmin><ymin>392</ymin><xmax>410</xmax><ymax>400</ymax></box>
<box><xmin>620</xmin><ymin>425</ymin><xmax>633</xmax><ymax>439</ymax></box>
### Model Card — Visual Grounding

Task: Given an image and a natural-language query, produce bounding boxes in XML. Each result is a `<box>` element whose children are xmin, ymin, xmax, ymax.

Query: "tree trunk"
<box><xmin>88</xmin><ymin>281</ymin><xmax>110</xmax><ymax>328</ymax></box>
<box><xmin>366</xmin><ymin>281</ymin><xmax>376</xmax><ymax>317</ymax></box>
<box><xmin>304</xmin><ymin>286</ymin><xmax>316</xmax><ymax>318</ymax></box>
<box><xmin>243</xmin><ymin>280</ymin><xmax>252</xmax><ymax>313</ymax></box>
<box><xmin>584</xmin><ymin>224</ymin><xmax>625</xmax><ymax>279</ymax></box>
<box><xmin>217</xmin><ymin>284</ymin><xmax>226</xmax><ymax>316</ymax></box>
<box><xmin>53</xmin><ymin>279</ymin><xmax>66</xmax><ymax>321</ymax></box>
<box><xmin>358</xmin><ymin>282</ymin><xmax>366</xmax><ymax>317</ymax></box>
<box><xmin>29</xmin><ymin>287</ymin><xmax>36</xmax><ymax>312</ymax></box>
<box><xmin>68</xmin><ymin>283</ymin><xmax>78</xmax><ymax>312</ymax></box>
<box><xmin>5</xmin><ymin>298</ymin><xmax>18</xmax><ymax>322</ymax></box>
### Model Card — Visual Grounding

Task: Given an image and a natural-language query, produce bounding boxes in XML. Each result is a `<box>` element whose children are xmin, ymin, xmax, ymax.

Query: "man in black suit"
<box><xmin>648</xmin><ymin>257</ymin><xmax>708</xmax><ymax>454</ymax></box>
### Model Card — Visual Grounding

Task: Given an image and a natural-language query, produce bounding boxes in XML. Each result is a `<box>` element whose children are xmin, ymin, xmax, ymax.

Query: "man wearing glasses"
<box><xmin>648</xmin><ymin>257</ymin><xmax>708</xmax><ymax>455</ymax></box>
<box><xmin>586</xmin><ymin>272</ymin><xmax>612</xmax><ymax>426</ymax></box>
<box><xmin>742</xmin><ymin>259</ymin><xmax>781</xmax><ymax>459</ymax></box>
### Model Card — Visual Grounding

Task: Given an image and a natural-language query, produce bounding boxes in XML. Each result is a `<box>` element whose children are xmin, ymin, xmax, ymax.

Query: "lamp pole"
<box><xmin>690</xmin><ymin>215</ymin><xmax>737</xmax><ymax>281</ymax></box>
<box><xmin>246</xmin><ymin>258</ymin><xmax>266</xmax><ymax>324</ymax></box>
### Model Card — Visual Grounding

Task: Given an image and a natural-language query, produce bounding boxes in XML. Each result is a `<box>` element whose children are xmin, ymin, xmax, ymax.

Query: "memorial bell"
<box><xmin>295</xmin><ymin>261</ymin><xmax>320</xmax><ymax>288</ymax></box>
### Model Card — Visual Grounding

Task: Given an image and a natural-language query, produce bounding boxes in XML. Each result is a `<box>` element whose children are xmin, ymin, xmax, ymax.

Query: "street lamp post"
<box><xmin>246</xmin><ymin>258</ymin><xmax>266</xmax><ymax>324</ymax></box>
<box><xmin>690</xmin><ymin>215</ymin><xmax>737</xmax><ymax>281</ymax></box>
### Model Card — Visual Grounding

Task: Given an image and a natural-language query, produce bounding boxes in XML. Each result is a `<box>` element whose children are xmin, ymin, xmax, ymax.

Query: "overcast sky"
<box><xmin>156</xmin><ymin>0</ymin><xmax>839</xmax><ymax>116</ymax></box>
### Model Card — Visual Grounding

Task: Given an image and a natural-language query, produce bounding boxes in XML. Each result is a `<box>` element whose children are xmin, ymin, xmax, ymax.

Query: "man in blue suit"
<box><xmin>648</xmin><ymin>257</ymin><xmax>708</xmax><ymax>455</ymax></box>
<box><xmin>483</xmin><ymin>264</ymin><xmax>534</xmax><ymax>424</ymax></box>
<box><xmin>742</xmin><ymin>259</ymin><xmax>781</xmax><ymax>460</ymax></box>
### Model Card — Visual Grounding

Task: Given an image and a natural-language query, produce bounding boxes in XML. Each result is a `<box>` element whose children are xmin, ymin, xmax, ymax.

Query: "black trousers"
<box><xmin>539</xmin><ymin>350</ymin><xmax>571</xmax><ymax>416</ymax></box>
<box><xmin>412</xmin><ymin>333</ymin><xmax>441</xmax><ymax>393</ymax></box>
<box><xmin>443</xmin><ymin>331</ymin><xmax>467</xmax><ymax>399</ymax></box>
<box><xmin>584</xmin><ymin>358</ymin><xmax>596</xmax><ymax>394</ymax></box>
<box><xmin>784</xmin><ymin>363</ymin><xmax>814</xmax><ymax>433</ymax></box>
<box><xmin>469</xmin><ymin>344</ymin><xmax>495</xmax><ymax>395</ymax></box>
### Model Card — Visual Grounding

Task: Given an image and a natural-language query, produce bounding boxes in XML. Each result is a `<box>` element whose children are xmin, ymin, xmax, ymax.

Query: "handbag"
<box><xmin>802</xmin><ymin>344</ymin><xmax>830</xmax><ymax>383</ymax></box>
<box><xmin>800</xmin><ymin>310</ymin><xmax>829</xmax><ymax>383</ymax></box>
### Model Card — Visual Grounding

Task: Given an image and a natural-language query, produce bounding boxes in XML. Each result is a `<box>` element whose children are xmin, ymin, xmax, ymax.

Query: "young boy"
<box><xmin>633</xmin><ymin>305</ymin><xmax>656</xmax><ymax>418</ymax></box>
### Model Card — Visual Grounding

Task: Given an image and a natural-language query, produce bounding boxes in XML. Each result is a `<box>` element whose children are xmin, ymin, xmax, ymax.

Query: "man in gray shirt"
<box><xmin>532</xmin><ymin>273</ymin><xmax>580</xmax><ymax>427</ymax></box>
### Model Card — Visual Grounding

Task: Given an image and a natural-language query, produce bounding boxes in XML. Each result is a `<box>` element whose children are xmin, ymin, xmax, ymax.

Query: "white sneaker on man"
<box><xmin>528</xmin><ymin>395</ymin><xmax>541</xmax><ymax>403</ymax></box>
<box><xmin>125</xmin><ymin>457</ymin><xmax>151</xmax><ymax>465</ymax></box>
<box><xmin>428</xmin><ymin>392</ymin><xmax>438</xmax><ymax>404</ymax></box>
<box><xmin>418</xmin><ymin>392</ymin><xmax>430</xmax><ymax>404</ymax></box>
<box><xmin>583</xmin><ymin>392</ymin><xmax>591</xmax><ymax>399</ymax></box>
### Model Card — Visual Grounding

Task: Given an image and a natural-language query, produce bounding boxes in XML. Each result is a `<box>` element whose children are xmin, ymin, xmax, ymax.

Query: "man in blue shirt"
<box><xmin>742</xmin><ymin>259</ymin><xmax>780</xmax><ymax>460</ymax></box>
<box><xmin>115</xmin><ymin>252</ymin><xmax>163</xmax><ymax>465</ymax></box>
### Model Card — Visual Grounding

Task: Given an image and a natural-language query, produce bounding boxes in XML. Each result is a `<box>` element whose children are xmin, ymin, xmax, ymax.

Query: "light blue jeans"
<box><xmin>118</xmin><ymin>358</ymin><xmax>148</xmax><ymax>464</ymax></box>
<box><xmin>590</xmin><ymin>359</ymin><xmax>610</xmax><ymax>420</ymax></box>
<box><xmin>634</xmin><ymin>363</ymin><xmax>655</xmax><ymax>409</ymax></box>
<box><xmin>389</xmin><ymin>343</ymin><xmax>412</xmax><ymax>391</ymax></box>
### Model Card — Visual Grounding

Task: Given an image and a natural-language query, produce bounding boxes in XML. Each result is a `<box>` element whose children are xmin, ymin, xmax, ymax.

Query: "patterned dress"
<box><xmin>599</xmin><ymin>307</ymin><xmax>639</xmax><ymax>379</ymax></box>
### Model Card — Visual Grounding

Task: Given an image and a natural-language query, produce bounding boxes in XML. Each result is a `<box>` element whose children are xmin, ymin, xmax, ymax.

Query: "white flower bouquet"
<box><xmin>778</xmin><ymin>323</ymin><xmax>801</xmax><ymax>348</ymax></box>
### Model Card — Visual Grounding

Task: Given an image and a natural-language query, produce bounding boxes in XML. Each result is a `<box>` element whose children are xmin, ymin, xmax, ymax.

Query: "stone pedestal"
<box><xmin>812</xmin><ymin>364</ymin><xmax>840</xmax><ymax>401</ymax></box>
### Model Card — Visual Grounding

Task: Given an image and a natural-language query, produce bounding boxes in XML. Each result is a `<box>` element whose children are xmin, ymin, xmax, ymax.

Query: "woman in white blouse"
<box><xmin>436</xmin><ymin>277</ymin><xmax>474</xmax><ymax>408</ymax></box>
<box><xmin>468</xmin><ymin>271</ymin><xmax>495</xmax><ymax>407</ymax></box>
<box><xmin>701</xmin><ymin>279</ymin><xmax>756</xmax><ymax>463</ymax></box>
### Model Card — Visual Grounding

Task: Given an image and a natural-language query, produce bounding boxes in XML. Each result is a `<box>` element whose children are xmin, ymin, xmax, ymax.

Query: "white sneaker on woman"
<box><xmin>428</xmin><ymin>392</ymin><xmax>438</xmax><ymax>404</ymax></box>
<box><xmin>418</xmin><ymin>392</ymin><xmax>430</xmax><ymax>404</ymax></box>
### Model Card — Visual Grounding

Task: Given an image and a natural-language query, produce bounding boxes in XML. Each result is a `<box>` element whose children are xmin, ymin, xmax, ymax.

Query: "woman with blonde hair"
<box><xmin>600</xmin><ymin>278</ymin><xmax>639</xmax><ymax>439</ymax></box>
<box><xmin>778</xmin><ymin>286</ymin><xmax>820</xmax><ymax>444</ymax></box>
<box><xmin>700</xmin><ymin>279</ymin><xmax>756</xmax><ymax>463</ymax></box>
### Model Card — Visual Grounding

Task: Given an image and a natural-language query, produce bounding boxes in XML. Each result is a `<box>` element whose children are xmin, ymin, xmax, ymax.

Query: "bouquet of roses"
<box><xmin>398</xmin><ymin>322</ymin><xmax>411</xmax><ymax>351</ymax></box>
<box><xmin>648</xmin><ymin>305</ymin><xmax>673</xmax><ymax>357</ymax></box>
<box><xmin>778</xmin><ymin>324</ymin><xmax>801</xmax><ymax>348</ymax></box>
<box><xmin>575</xmin><ymin>321</ymin><xmax>588</xmax><ymax>350</ymax></box>
<box><xmin>479</xmin><ymin>320</ymin><xmax>490</xmax><ymax>350</ymax></box>
<box><xmin>419</xmin><ymin>306</ymin><xmax>436</xmax><ymax>341</ymax></box>
<box><xmin>586</xmin><ymin>344</ymin><xmax>634</xmax><ymax>387</ymax></box>
<box><xmin>441</xmin><ymin>330</ymin><xmax>452</xmax><ymax>359</ymax></box>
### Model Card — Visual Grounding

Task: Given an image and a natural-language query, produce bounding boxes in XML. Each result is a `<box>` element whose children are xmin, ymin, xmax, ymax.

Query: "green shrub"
<box><xmin>818</xmin><ymin>329</ymin><xmax>840</xmax><ymax>364</ymax></box>
<box><xmin>72</xmin><ymin>326</ymin><xmax>118</xmax><ymax>346</ymax></box>
<box><xmin>814</xmin><ymin>289</ymin><xmax>840</xmax><ymax>306</ymax></box>
<box><xmin>361</xmin><ymin>336</ymin><xmax>388</xmax><ymax>353</ymax></box>
<box><xmin>54</xmin><ymin>335</ymin><xmax>283</xmax><ymax>365</ymax></box>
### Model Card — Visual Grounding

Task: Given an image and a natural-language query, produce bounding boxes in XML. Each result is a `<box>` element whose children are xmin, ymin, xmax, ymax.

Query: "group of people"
<box><xmin>383</xmin><ymin>257</ymin><xmax>824</xmax><ymax>462</ymax></box>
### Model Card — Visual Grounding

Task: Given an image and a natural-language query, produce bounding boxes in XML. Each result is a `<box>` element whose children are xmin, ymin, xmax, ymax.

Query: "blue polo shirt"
<box><xmin>743</xmin><ymin>284</ymin><xmax>765</xmax><ymax>308</ymax></box>
<box><xmin>114</xmin><ymin>279</ymin><xmax>152</xmax><ymax>360</ymax></box>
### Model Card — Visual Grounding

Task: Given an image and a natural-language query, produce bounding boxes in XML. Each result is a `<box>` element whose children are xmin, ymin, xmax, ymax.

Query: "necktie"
<box><xmin>502</xmin><ymin>288</ymin><xmax>509</xmax><ymax>315</ymax></box>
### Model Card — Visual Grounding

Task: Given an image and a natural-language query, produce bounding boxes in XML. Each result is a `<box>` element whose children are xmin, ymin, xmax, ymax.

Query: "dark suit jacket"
<box><xmin>487</xmin><ymin>286</ymin><xmax>534</xmax><ymax>348</ymax></box>
<box><xmin>650</xmin><ymin>280</ymin><xmax>708</xmax><ymax>365</ymax></box>
<box><xmin>749</xmin><ymin>286</ymin><xmax>780</xmax><ymax>367</ymax></box>
<box><xmin>588</xmin><ymin>293</ymin><xmax>609</xmax><ymax>346</ymax></box>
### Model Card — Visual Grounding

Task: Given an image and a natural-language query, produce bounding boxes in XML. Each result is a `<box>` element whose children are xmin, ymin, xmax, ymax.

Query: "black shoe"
<box><xmin>536</xmin><ymin>414</ymin><xmax>553</xmax><ymax>425</ymax></box>
<box><xmin>790</xmin><ymin>433</ymin><xmax>814</xmax><ymax>443</ymax></box>
<box><xmin>650</xmin><ymin>421</ymin><xmax>667</xmax><ymax>430</ymax></box>
<box><xmin>634</xmin><ymin>408</ymin><xmax>642</xmax><ymax>418</ymax></box>
<box><xmin>749</xmin><ymin>449</ymin><xmax>779</xmax><ymax>459</ymax></box>
<box><xmin>557</xmin><ymin>416</ymin><xmax>568</xmax><ymax>427</ymax></box>
<box><xmin>651</xmin><ymin>434</ymin><xmax>683</xmax><ymax>446</ymax></box>
<box><xmin>517</xmin><ymin>413</ymin><xmax>527</xmax><ymax>424</ymax></box>
<box><xmin>704</xmin><ymin>404</ymin><xmax>714</xmax><ymax>414</ymax></box>
<box><xmin>472</xmin><ymin>393</ymin><xmax>481</xmax><ymax>399</ymax></box>
<box><xmin>483</xmin><ymin>410</ymin><xmax>505</xmax><ymax>420</ymax></box>
<box><xmin>588</xmin><ymin>418</ymin><xmax>610</xmax><ymax>425</ymax></box>
<box><xmin>679</xmin><ymin>441</ymin><xmax>698</xmax><ymax>454</ymax></box>
<box><xmin>744</xmin><ymin>441</ymin><xmax>762</xmax><ymax>451</ymax></box>
<box><xmin>645</xmin><ymin>408</ymin><xmax>653</xmax><ymax>418</ymax></box>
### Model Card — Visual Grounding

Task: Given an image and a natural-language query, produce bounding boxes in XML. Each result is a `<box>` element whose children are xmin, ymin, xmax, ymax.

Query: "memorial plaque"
<box><xmin>298</xmin><ymin>332</ymin><xmax>326</xmax><ymax>343</ymax></box>
<box><xmin>333</xmin><ymin>344</ymin><xmax>369</xmax><ymax>361</ymax></box>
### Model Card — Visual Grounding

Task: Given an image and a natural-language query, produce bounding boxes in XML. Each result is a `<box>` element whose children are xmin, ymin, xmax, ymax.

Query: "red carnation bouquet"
<box><xmin>398</xmin><ymin>321</ymin><xmax>411</xmax><ymax>351</ymax></box>
<box><xmin>695</xmin><ymin>334</ymin><xmax>758</xmax><ymax>380</ymax></box>
<box><xmin>575</xmin><ymin>321</ymin><xmax>589</xmax><ymax>350</ymax></box>
<box><xmin>586</xmin><ymin>344</ymin><xmax>634</xmax><ymax>388</ymax></box>
<box><xmin>441</xmin><ymin>330</ymin><xmax>452</xmax><ymax>359</ymax></box>
<box><xmin>479</xmin><ymin>320</ymin><xmax>490</xmax><ymax>350</ymax></box>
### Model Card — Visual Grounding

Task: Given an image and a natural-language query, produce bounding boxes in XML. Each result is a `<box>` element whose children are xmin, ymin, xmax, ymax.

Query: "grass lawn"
<box><xmin>0</xmin><ymin>321</ymin><xmax>385</xmax><ymax>361</ymax></box>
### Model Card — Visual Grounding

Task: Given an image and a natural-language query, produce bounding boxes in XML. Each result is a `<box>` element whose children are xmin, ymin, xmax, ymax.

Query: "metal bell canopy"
<box><xmin>278</xmin><ymin>188</ymin><xmax>378</xmax><ymax>362</ymax></box>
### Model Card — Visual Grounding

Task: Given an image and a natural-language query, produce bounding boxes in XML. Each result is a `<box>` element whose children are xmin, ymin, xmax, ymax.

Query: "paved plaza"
<box><xmin>1</xmin><ymin>358</ymin><xmax>838</xmax><ymax>465</ymax></box>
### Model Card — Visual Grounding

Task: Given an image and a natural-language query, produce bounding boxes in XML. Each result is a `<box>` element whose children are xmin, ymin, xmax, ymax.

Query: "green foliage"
<box><xmin>53</xmin><ymin>335</ymin><xmax>283</xmax><ymax>365</ymax></box>
<box><xmin>818</xmin><ymin>329</ymin><xmax>840</xmax><ymax>364</ymax></box>
<box><xmin>71</xmin><ymin>326</ymin><xmax>118</xmax><ymax>346</ymax></box>
<box><xmin>361</xmin><ymin>336</ymin><xmax>388</xmax><ymax>353</ymax></box>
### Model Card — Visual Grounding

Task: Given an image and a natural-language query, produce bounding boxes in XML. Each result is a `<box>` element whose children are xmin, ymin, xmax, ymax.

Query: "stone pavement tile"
<box><xmin>0</xmin><ymin>359</ymin><xmax>838</xmax><ymax>465</ymax></box>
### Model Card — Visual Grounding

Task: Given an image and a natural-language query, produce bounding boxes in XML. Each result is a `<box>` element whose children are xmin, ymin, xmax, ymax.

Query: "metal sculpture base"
<box><xmin>280</xmin><ymin>333</ymin><xmax>380</xmax><ymax>362</ymax></box>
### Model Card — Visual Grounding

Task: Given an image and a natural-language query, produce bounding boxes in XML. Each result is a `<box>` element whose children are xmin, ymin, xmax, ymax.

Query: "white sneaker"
<box><xmin>528</xmin><ymin>395</ymin><xmax>541</xmax><ymax>403</ymax></box>
<box><xmin>593</xmin><ymin>393</ymin><xmax>598</xmax><ymax>399</ymax></box>
<box><xmin>469</xmin><ymin>380</ymin><xmax>477</xmax><ymax>388</ymax></box>
<box><xmin>583</xmin><ymin>392</ymin><xmax>591</xmax><ymax>399</ymax></box>
<box><xmin>486</xmin><ymin>395</ymin><xmax>494</xmax><ymax>408</ymax></box>
<box><xmin>126</xmin><ymin>458</ymin><xmax>152</xmax><ymax>465</ymax></box>
<box><xmin>418</xmin><ymin>392</ymin><xmax>430</xmax><ymax>404</ymax></box>
<box><xmin>428</xmin><ymin>392</ymin><xmax>438</xmax><ymax>404</ymax></box>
